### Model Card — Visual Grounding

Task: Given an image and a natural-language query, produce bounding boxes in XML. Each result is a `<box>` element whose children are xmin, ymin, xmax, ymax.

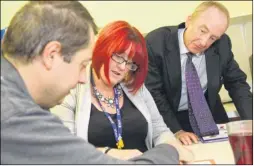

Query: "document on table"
<box><xmin>200</xmin><ymin>124</ymin><xmax>228</xmax><ymax>143</ymax></box>
<box><xmin>187</xmin><ymin>159</ymin><xmax>216</xmax><ymax>164</ymax></box>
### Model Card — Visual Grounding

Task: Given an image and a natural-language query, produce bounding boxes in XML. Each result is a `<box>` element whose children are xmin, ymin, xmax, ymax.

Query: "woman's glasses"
<box><xmin>111</xmin><ymin>53</ymin><xmax>138</xmax><ymax>71</ymax></box>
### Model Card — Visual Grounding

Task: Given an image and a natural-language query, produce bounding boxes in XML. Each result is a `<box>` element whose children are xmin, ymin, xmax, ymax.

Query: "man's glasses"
<box><xmin>111</xmin><ymin>53</ymin><xmax>138</xmax><ymax>71</ymax></box>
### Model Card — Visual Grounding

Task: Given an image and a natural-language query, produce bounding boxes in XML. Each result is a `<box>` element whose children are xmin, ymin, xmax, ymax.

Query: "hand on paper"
<box><xmin>175</xmin><ymin>130</ymin><xmax>199</xmax><ymax>145</ymax></box>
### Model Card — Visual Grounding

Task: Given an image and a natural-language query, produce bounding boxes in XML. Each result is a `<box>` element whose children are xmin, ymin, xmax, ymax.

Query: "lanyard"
<box><xmin>91</xmin><ymin>70</ymin><xmax>124</xmax><ymax>149</ymax></box>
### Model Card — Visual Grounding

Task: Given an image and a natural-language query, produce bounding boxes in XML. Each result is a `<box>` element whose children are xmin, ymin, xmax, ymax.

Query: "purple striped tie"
<box><xmin>185</xmin><ymin>52</ymin><xmax>219</xmax><ymax>137</ymax></box>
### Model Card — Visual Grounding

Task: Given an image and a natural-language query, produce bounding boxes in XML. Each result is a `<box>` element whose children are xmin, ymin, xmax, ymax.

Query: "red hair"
<box><xmin>92</xmin><ymin>20</ymin><xmax>148</xmax><ymax>94</ymax></box>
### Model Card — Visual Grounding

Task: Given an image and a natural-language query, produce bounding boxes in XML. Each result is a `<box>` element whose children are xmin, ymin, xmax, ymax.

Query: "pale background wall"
<box><xmin>1</xmin><ymin>1</ymin><xmax>253</xmax><ymax>33</ymax></box>
<box><xmin>1</xmin><ymin>1</ymin><xmax>253</xmax><ymax>109</ymax></box>
<box><xmin>219</xmin><ymin>16</ymin><xmax>252</xmax><ymax>103</ymax></box>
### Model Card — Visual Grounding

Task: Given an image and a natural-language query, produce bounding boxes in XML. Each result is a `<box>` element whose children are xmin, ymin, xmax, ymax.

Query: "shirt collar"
<box><xmin>178</xmin><ymin>28</ymin><xmax>189</xmax><ymax>55</ymax></box>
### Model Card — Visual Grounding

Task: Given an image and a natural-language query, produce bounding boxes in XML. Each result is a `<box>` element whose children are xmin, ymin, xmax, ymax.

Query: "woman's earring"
<box><xmin>124</xmin><ymin>73</ymin><xmax>129</xmax><ymax>82</ymax></box>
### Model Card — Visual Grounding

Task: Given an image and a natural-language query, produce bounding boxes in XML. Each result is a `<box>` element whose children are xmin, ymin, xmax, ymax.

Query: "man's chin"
<box><xmin>191</xmin><ymin>46</ymin><xmax>206</xmax><ymax>54</ymax></box>
<box><xmin>57</xmin><ymin>91</ymin><xmax>71</xmax><ymax>104</ymax></box>
<box><xmin>57</xmin><ymin>98</ymin><xmax>65</xmax><ymax>105</ymax></box>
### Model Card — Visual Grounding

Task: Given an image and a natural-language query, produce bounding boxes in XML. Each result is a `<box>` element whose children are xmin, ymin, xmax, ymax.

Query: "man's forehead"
<box><xmin>195</xmin><ymin>10</ymin><xmax>227</xmax><ymax>34</ymax></box>
<box><xmin>197</xmin><ymin>7</ymin><xmax>227</xmax><ymax>23</ymax></box>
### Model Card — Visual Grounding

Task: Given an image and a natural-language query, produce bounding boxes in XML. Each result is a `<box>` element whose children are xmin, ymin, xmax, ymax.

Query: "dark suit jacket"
<box><xmin>145</xmin><ymin>23</ymin><xmax>253</xmax><ymax>133</ymax></box>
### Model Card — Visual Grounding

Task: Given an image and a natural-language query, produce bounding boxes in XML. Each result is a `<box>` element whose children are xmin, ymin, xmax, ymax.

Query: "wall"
<box><xmin>219</xmin><ymin>15</ymin><xmax>253</xmax><ymax>103</ymax></box>
<box><xmin>1</xmin><ymin>1</ymin><xmax>253</xmax><ymax>33</ymax></box>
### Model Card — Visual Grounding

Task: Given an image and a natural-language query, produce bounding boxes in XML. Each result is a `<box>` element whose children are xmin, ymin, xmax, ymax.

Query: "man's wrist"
<box><xmin>175</xmin><ymin>130</ymin><xmax>184</xmax><ymax>138</ymax></box>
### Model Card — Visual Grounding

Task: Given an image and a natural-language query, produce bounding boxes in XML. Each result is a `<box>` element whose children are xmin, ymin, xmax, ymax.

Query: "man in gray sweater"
<box><xmin>1</xmin><ymin>1</ymin><xmax>179</xmax><ymax>164</ymax></box>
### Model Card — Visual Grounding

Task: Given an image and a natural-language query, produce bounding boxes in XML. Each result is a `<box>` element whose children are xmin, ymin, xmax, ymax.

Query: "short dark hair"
<box><xmin>2</xmin><ymin>1</ymin><xmax>98</xmax><ymax>63</ymax></box>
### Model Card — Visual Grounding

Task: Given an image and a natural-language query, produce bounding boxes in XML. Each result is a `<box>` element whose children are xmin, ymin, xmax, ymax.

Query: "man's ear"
<box><xmin>41</xmin><ymin>41</ymin><xmax>62</xmax><ymax>70</ymax></box>
<box><xmin>185</xmin><ymin>15</ymin><xmax>192</xmax><ymax>28</ymax></box>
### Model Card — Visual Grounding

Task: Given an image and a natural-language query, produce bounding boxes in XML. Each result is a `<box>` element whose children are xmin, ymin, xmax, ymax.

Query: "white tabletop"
<box><xmin>185</xmin><ymin>141</ymin><xmax>235</xmax><ymax>164</ymax></box>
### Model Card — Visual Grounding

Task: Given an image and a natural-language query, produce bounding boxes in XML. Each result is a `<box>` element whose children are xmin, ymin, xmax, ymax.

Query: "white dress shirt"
<box><xmin>177</xmin><ymin>28</ymin><xmax>208</xmax><ymax>111</ymax></box>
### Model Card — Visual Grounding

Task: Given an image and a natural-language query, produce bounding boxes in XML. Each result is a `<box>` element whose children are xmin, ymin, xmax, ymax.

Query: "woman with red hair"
<box><xmin>51</xmin><ymin>21</ymin><xmax>193</xmax><ymax>161</ymax></box>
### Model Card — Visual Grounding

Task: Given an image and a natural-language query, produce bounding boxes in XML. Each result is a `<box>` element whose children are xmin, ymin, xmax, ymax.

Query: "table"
<box><xmin>185</xmin><ymin>141</ymin><xmax>235</xmax><ymax>164</ymax></box>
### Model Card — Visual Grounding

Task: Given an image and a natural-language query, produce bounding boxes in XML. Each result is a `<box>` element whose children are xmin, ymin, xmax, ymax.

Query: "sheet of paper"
<box><xmin>201</xmin><ymin>124</ymin><xmax>228</xmax><ymax>142</ymax></box>
<box><xmin>187</xmin><ymin>159</ymin><xmax>215</xmax><ymax>164</ymax></box>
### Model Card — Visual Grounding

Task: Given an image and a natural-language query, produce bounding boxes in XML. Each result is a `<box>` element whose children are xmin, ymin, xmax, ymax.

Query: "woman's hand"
<box><xmin>107</xmin><ymin>149</ymin><xmax>143</xmax><ymax>160</ymax></box>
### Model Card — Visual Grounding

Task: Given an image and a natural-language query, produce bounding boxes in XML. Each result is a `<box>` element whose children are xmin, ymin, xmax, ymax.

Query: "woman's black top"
<box><xmin>88</xmin><ymin>92</ymin><xmax>148</xmax><ymax>152</ymax></box>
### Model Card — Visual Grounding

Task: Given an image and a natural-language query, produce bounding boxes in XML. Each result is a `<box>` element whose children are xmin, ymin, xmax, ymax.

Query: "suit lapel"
<box><xmin>164</xmin><ymin>26</ymin><xmax>182</xmax><ymax>110</ymax></box>
<box><xmin>205</xmin><ymin>46</ymin><xmax>220</xmax><ymax>111</ymax></box>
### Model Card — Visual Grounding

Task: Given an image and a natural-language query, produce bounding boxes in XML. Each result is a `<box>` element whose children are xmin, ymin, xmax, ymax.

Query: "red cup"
<box><xmin>226</xmin><ymin>120</ymin><xmax>253</xmax><ymax>165</ymax></box>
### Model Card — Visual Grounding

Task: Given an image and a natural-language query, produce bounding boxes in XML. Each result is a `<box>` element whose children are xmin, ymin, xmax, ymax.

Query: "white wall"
<box><xmin>1</xmin><ymin>1</ymin><xmax>253</xmax><ymax>33</ymax></box>
<box><xmin>81</xmin><ymin>1</ymin><xmax>253</xmax><ymax>33</ymax></box>
<box><xmin>219</xmin><ymin>16</ymin><xmax>253</xmax><ymax>103</ymax></box>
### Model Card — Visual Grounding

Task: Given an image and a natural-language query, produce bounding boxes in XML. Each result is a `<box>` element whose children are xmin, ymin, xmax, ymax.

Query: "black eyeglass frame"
<box><xmin>111</xmin><ymin>53</ymin><xmax>139</xmax><ymax>71</ymax></box>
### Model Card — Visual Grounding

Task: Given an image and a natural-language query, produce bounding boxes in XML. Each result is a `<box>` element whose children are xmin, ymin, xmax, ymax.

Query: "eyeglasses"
<box><xmin>111</xmin><ymin>53</ymin><xmax>138</xmax><ymax>71</ymax></box>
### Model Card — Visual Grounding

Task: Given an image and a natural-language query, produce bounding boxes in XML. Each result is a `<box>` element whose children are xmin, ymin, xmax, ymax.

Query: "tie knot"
<box><xmin>187</xmin><ymin>52</ymin><xmax>194</xmax><ymax>60</ymax></box>
<box><xmin>187</xmin><ymin>52</ymin><xmax>194</xmax><ymax>56</ymax></box>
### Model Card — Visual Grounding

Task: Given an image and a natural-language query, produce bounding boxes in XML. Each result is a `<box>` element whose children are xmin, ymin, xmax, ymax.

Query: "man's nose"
<box><xmin>200</xmin><ymin>36</ymin><xmax>209</xmax><ymax>48</ymax></box>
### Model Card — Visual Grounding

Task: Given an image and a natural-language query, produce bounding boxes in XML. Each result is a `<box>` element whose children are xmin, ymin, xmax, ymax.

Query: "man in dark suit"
<box><xmin>145</xmin><ymin>1</ymin><xmax>252</xmax><ymax>145</ymax></box>
<box><xmin>1</xmin><ymin>1</ymin><xmax>179</xmax><ymax>164</ymax></box>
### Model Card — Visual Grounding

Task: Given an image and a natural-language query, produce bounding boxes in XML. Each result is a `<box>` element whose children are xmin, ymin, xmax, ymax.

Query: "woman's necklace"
<box><xmin>92</xmin><ymin>85</ymin><xmax>123</xmax><ymax>108</ymax></box>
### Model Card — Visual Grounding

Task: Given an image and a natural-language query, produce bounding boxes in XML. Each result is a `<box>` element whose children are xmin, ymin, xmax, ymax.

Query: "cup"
<box><xmin>226</xmin><ymin>120</ymin><xmax>253</xmax><ymax>165</ymax></box>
